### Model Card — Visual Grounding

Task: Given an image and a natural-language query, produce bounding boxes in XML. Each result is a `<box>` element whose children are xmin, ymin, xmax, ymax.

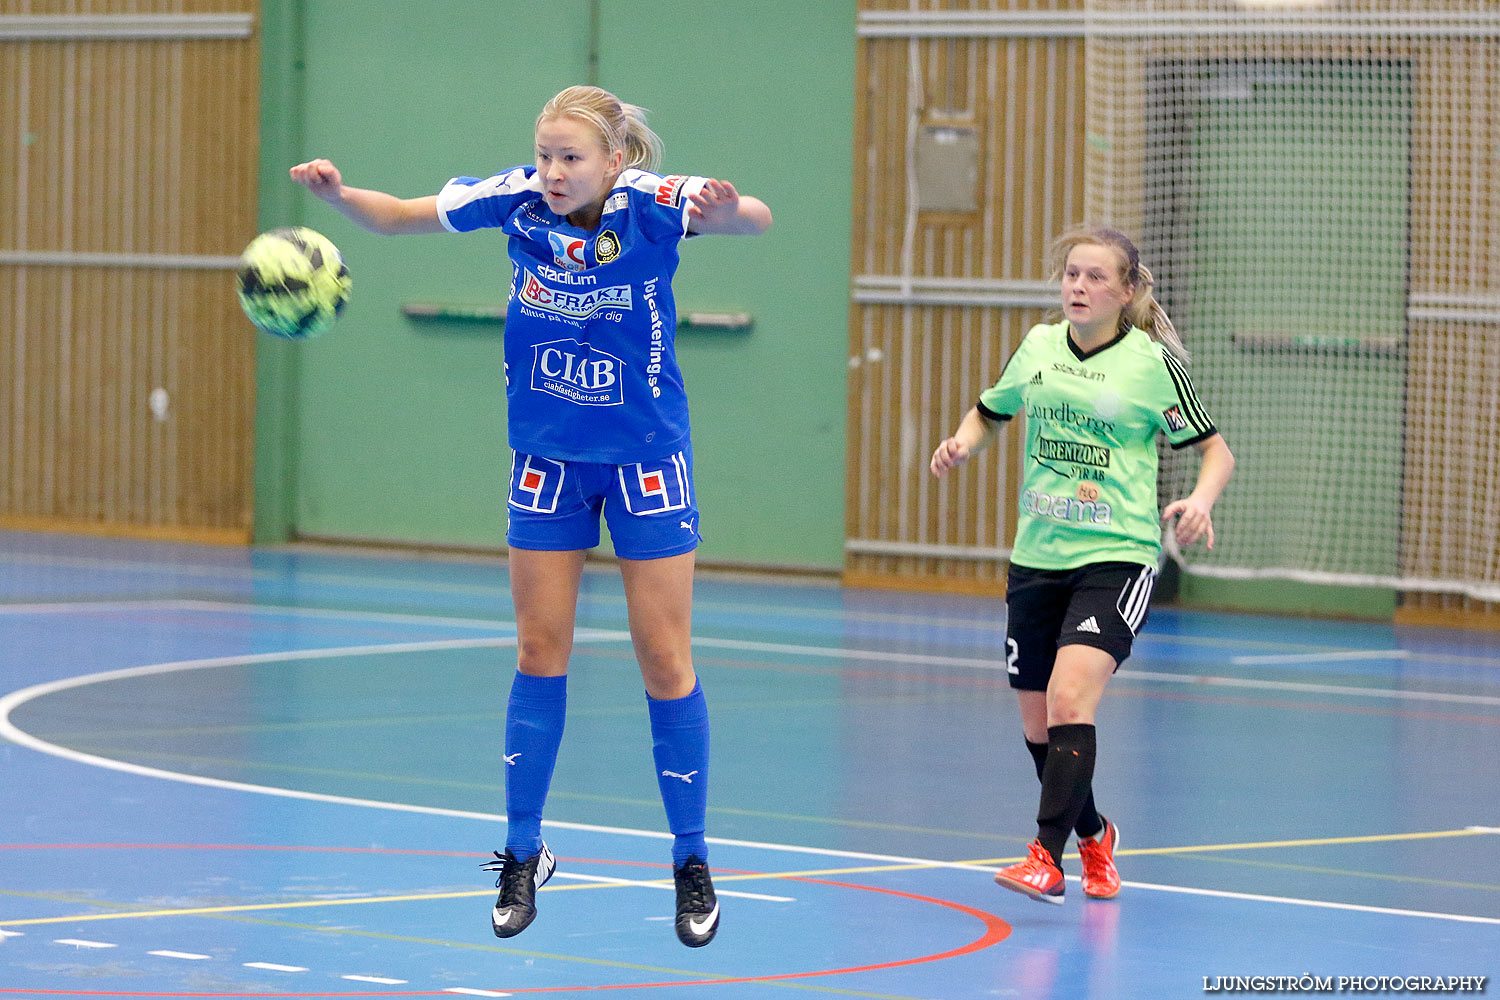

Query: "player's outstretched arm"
<box><xmin>289</xmin><ymin>159</ymin><xmax>445</xmax><ymax>236</ymax></box>
<box><xmin>686</xmin><ymin>179</ymin><xmax>772</xmax><ymax>236</ymax></box>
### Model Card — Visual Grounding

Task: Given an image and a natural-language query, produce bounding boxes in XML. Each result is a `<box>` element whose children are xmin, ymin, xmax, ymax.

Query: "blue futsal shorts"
<box><xmin>505</xmin><ymin>448</ymin><xmax>701</xmax><ymax>560</ymax></box>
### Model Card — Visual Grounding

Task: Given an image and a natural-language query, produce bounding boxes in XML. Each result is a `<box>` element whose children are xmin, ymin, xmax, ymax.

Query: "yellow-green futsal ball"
<box><xmin>236</xmin><ymin>226</ymin><xmax>351</xmax><ymax>339</ymax></box>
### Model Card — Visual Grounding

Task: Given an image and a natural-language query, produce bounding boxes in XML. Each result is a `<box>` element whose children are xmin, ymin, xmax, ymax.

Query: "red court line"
<box><xmin>0</xmin><ymin>844</ymin><xmax>1011</xmax><ymax>997</ymax></box>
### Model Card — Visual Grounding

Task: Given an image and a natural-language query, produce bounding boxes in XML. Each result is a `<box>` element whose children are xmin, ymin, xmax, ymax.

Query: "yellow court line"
<box><xmin>964</xmin><ymin>826</ymin><xmax>1500</xmax><ymax>867</ymax></box>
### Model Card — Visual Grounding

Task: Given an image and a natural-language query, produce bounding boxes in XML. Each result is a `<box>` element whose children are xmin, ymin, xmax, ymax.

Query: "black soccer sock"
<box><xmin>1035</xmin><ymin>723</ymin><xmax>1097</xmax><ymax>869</ymax></box>
<box><xmin>1026</xmin><ymin>736</ymin><xmax>1103</xmax><ymax>841</ymax></box>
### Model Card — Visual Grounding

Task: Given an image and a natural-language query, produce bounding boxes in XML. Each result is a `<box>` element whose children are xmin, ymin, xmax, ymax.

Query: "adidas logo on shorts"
<box><xmin>1076</xmin><ymin>616</ymin><xmax>1101</xmax><ymax>634</ymax></box>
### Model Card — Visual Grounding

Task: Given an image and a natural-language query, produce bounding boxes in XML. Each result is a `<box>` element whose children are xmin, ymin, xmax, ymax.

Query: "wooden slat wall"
<box><xmin>847</xmin><ymin>0</ymin><xmax>1087</xmax><ymax>592</ymax></box>
<box><xmin>0</xmin><ymin>3</ymin><xmax>260</xmax><ymax>542</ymax></box>
<box><xmin>1400</xmin><ymin>37</ymin><xmax>1500</xmax><ymax>623</ymax></box>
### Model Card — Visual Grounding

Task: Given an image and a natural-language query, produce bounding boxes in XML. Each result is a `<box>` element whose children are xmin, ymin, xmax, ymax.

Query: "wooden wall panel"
<box><xmin>0</xmin><ymin>4</ymin><xmax>260</xmax><ymax>541</ymax></box>
<box><xmin>848</xmin><ymin>2</ymin><xmax>1087</xmax><ymax>591</ymax></box>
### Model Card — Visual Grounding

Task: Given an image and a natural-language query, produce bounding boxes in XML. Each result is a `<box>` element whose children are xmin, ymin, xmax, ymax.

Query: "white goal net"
<box><xmin>1082</xmin><ymin>0</ymin><xmax>1500</xmax><ymax>603</ymax></box>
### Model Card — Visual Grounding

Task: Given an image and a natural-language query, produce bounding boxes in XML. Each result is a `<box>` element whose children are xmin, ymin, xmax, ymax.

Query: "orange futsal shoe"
<box><xmin>994</xmin><ymin>840</ymin><xmax>1065</xmax><ymax>904</ymax></box>
<box><xmin>1078</xmin><ymin>817</ymin><xmax>1121</xmax><ymax>899</ymax></box>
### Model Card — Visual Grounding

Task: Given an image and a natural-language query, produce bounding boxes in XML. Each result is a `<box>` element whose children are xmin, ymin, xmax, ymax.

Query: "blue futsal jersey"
<box><xmin>435</xmin><ymin>166</ymin><xmax>708</xmax><ymax>464</ymax></box>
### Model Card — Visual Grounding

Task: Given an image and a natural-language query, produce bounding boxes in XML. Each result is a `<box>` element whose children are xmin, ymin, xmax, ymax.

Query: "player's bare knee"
<box><xmin>517</xmin><ymin>635</ymin><xmax>571</xmax><ymax>675</ymax></box>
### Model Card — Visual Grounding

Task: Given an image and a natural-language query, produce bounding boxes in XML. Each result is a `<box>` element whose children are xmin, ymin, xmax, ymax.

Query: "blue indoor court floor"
<box><xmin>0</xmin><ymin>529</ymin><xmax>1496</xmax><ymax>998</ymax></box>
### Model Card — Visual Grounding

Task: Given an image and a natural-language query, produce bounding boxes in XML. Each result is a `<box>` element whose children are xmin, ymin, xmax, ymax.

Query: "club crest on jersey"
<box><xmin>595</xmin><ymin>230</ymin><xmax>621</xmax><ymax>264</ymax></box>
<box><xmin>531</xmin><ymin>338</ymin><xmax>625</xmax><ymax>406</ymax></box>
<box><xmin>548</xmin><ymin>231</ymin><xmax>588</xmax><ymax>271</ymax></box>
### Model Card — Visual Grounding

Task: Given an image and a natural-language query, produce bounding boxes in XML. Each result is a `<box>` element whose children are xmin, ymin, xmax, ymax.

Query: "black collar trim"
<box><xmin>1067</xmin><ymin>326</ymin><xmax>1129</xmax><ymax>361</ymax></box>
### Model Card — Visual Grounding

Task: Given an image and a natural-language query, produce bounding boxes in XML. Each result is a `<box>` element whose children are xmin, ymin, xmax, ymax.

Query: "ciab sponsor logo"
<box><xmin>520</xmin><ymin>269</ymin><xmax>632</xmax><ymax>321</ymax></box>
<box><xmin>530</xmin><ymin>339</ymin><xmax>626</xmax><ymax>406</ymax></box>
<box><xmin>1021</xmin><ymin>487</ymin><xmax>1113</xmax><ymax>524</ymax></box>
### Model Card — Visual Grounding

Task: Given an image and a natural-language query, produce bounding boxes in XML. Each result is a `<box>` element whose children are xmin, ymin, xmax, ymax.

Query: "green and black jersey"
<box><xmin>977</xmin><ymin>321</ymin><xmax>1216</xmax><ymax>571</ymax></box>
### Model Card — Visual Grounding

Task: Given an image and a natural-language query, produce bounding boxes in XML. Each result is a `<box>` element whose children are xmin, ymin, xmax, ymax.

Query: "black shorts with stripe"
<box><xmin>1003</xmin><ymin>560</ymin><xmax>1158</xmax><ymax>692</ymax></box>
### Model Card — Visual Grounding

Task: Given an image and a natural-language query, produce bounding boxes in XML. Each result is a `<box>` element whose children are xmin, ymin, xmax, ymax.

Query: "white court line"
<box><xmin>54</xmin><ymin>939</ymin><xmax>116</xmax><ymax>948</ymax></box>
<box><xmin>176</xmin><ymin>599</ymin><xmax>522</xmax><ymax>634</ymax></box>
<box><xmin>243</xmin><ymin>961</ymin><xmax>307</xmax><ymax>972</ymax></box>
<box><xmin>148</xmin><ymin>950</ymin><xmax>210</xmax><ymax>960</ymax></box>
<box><xmin>0</xmin><ymin>600</ymin><xmax>208</xmax><ymax>616</ymax></box>
<box><xmin>1119</xmin><ymin>879</ymin><xmax>1500</xmax><ymax>925</ymax></box>
<box><xmin>445</xmin><ymin>989</ymin><xmax>512</xmax><ymax>998</ymax></box>
<box><xmin>555</xmin><ymin>871</ymin><xmax>795</xmax><ymax>903</ymax></box>
<box><xmin>696</xmin><ymin>637</ymin><xmax>1500</xmax><ymax>708</ymax></box>
<box><xmin>1232</xmin><ymin>649</ymin><xmax>1412</xmax><ymax>665</ymax></box>
<box><xmin>343</xmin><ymin>975</ymin><xmax>408</xmax><ymax>985</ymax></box>
<box><xmin>691</xmin><ymin>634</ymin><xmax>1002</xmax><ymax>670</ymax></box>
<box><xmin>4</xmin><ymin>633</ymin><xmax>1499</xmax><ymax>927</ymax></box>
<box><xmin>1120</xmin><ymin>669</ymin><xmax>1500</xmax><ymax>707</ymax></box>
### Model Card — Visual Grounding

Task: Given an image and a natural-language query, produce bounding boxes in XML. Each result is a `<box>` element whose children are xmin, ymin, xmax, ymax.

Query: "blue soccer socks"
<box><xmin>648</xmin><ymin>679</ymin><xmax>711</xmax><ymax>866</ymax></box>
<box><xmin>503</xmin><ymin>671</ymin><xmax>567</xmax><ymax>860</ymax></box>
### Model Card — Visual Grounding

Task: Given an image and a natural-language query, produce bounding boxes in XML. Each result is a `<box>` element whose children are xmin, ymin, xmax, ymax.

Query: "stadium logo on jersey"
<box><xmin>1021</xmin><ymin>488</ymin><xmax>1113</xmax><ymax>525</ymax></box>
<box><xmin>655</xmin><ymin>175</ymin><xmax>688</xmax><ymax>207</ymax></box>
<box><xmin>531</xmin><ymin>339</ymin><xmax>625</xmax><ymax>406</ymax></box>
<box><xmin>519</xmin><ymin>270</ymin><xmax>632</xmax><ymax>321</ymax></box>
<box><xmin>1052</xmin><ymin>360</ymin><xmax>1106</xmax><ymax>382</ymax></box>
<box><xmin>595</xmin><ymin>230</ymin><xmax>621</xmax><ymax>264</ymax></box>
<box><xmin>617</xmin><ymin>452</ymin><xmax>691</xmax><ymax>515</ymax></box>
<box><xmin>1038</xmin><ymin>436</ymin><xmax>1111</xmax><ymax>468</ymax></box>
<box><xmin>509</xmin><ymin>454</ymin><xmax>565</xmax><ymax>513</ymax></box>
<box><xmin>548</xmin><ymin>232</ymin><xmax>588</xmax><ymax>271</ymax></box>
<box><xmin>1162</xmin><ymin>405</ymin><xmax>1188</xmax><ymax>432</ymax></box>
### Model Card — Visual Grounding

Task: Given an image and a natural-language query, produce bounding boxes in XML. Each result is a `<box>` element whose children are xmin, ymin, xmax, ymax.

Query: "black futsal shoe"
<box><xmin>673</xmin><ymin>856</ymin><xmax>720</xmax><ymax>947</ymax></box>
<box><xmin>482</xmin><ymin>842</ymin><xmax>556</xmax><ymax>938</ymax></box>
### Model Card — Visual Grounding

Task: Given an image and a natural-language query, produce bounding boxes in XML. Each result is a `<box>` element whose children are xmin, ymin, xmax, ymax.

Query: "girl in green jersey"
<box><xmin>931</xmin><ymin>225</ymin><xmax>1234</xmax><ymax>904</ymax></box>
